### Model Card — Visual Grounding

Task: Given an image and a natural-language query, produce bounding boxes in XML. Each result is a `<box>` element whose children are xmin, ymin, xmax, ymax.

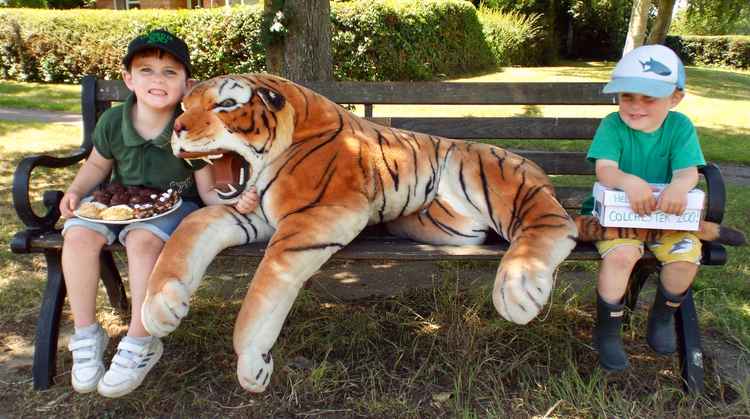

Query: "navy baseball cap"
<box><xmin>122</xmin><ymin>29</ymin><xmax>191</xmax><ymax>77</ymax></box>
<box><xmin>603</xmin><ymin>45</ymin><xmax>685</xmax><ymax>98</ymax></box>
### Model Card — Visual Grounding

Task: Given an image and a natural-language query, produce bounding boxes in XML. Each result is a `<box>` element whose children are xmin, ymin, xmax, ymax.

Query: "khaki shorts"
<box><xmin>595</xmin><ymin>231</ymin><xmax>702</xmax><ymax>265</ymax></box>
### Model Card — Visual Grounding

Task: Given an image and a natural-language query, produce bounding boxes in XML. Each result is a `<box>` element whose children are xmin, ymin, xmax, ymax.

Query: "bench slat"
<box><xmin>96</xmin><ymin>80</ymin><xmax>614</xmax><ymax>105</ymax></box>
<box><xmin>514</xmin><ymin>151</ymin><xmax>594</xmax><ymax>175</ymax></box>
<box><xmin>383</xmin><ymin>117</ymin><xmax>601</xmax><ymax>140</ymax></box>
<box><xmin>25</xmin><ymin>232</ymin><xmax>606</xmax><ymax>260</ymax></box>
<box><xmin>305</xmin><ymin>81</ymin><xmax>615</xmax><ymax>105</ymax></box>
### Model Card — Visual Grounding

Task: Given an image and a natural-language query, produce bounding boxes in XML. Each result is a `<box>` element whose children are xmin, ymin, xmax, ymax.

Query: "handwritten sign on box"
<box><xmin>592</xmin><ymin>182</ymin><xmax>705</xmax><ymax>231</ymax></box>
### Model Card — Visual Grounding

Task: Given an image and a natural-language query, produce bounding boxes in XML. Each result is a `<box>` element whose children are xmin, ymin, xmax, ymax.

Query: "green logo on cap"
<box><xmin>146</xmin><ymin>31</ymin><xmax>173</xmax><ymax>45</ymax></box>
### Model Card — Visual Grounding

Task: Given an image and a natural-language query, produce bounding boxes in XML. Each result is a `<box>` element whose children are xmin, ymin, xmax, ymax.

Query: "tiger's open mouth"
<box><xmin>177</xmin><ymin>150</ymin><xmax>251</xmax><ymax>200</ymax></box>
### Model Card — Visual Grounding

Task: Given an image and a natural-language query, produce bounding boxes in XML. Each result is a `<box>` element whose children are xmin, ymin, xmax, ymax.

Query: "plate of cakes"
<box><xmin>74</xmin><ymin>183</ymin><xmax>182</xmax><ymax>224</ymax></box>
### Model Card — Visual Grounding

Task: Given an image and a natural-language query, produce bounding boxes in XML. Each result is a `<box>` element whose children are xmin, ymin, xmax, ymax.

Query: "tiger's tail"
<box><xmin>574</xmin><ymin>215</ymin><xmax>747</xmax><ymax>246</ymax></box>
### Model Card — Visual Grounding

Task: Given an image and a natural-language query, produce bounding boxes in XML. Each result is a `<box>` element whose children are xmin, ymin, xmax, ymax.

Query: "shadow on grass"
<box><xmin>698</xmin><ymin>124</ymin><xmax>750</xmax><ymax>165</ymax></box>
<box><xmin>683</xmin><ymin>67</ymin><xmax>750</xmax><ymax>102</ymax></box>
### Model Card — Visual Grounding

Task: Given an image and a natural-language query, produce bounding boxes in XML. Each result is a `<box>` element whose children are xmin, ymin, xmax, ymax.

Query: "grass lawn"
<box><xmin>1</xmin><ymin>64</ymin><xmax>749</xmax><ymax>417</ymax></box>
<box><xmin>0</xmin><ymin>81</ymin><xmax>81</xmax><ymax>113</ymax></box>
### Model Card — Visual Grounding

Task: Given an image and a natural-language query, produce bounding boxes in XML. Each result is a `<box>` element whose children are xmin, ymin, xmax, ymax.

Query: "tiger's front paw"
<box><xmin>237</xmin><ymin>347</ymin><xmax>274</xmax><ymax>393</ymax></box>
<box><xmin>492</xmin><ymin>260</ymin><xmax>552</xmax><ymax>325</ymax></box>
<box><xmin>141</xmin><ymin>278</ymin><xmax>191</xmax><ymax>337</ymax></box>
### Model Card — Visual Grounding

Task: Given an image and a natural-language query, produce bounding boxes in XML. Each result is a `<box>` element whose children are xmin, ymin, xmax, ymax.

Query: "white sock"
<box><xmin>123</xmin><ymin>335</ymin><xmax>152</xmax><ymax>346</ymax></box>
<box><xmin>74</xmin><ymin>323</ymin><xmax>100</xmax><ymax>338</ymax></box>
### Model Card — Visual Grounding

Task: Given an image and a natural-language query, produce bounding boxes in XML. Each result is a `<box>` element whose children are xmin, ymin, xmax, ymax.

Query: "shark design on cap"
<box><xmin>640</xmin><ymin>58</ymin><xmax>672</xmax><ymax>76</ymax></box>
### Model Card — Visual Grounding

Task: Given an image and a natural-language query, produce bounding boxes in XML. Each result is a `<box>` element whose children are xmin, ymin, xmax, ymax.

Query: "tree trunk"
<box><xmin>264</xmin><ymin>0</ymin><xmax>332</xmax><ymax>82</ymax></box>
<box><xmin>646</xmin><ymin>0</ymin><xmax>677</xmax><ymax>45</ymax></box>
<box><xmin>623</xmin><ymin>0</ymin><xmax>652</xmax><ymax>55</ymax></box>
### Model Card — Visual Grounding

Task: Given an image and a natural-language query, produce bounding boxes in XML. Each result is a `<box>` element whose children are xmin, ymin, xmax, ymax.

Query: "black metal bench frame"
<box><xmin>11</xmin><ymin>75</ymin><xmax>729</xmax><ymax>394</ymax></box>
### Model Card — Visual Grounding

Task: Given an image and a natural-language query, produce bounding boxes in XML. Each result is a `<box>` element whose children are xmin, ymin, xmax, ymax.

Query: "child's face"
<box><xmin>617</xmin><ymin>91</ymin><xmax>684</xmax><ymax>133</ymax></box>
<box><xmin>123</xmin><ymin>52</ymin><xmax>189</xmax><ymax>112</ymax></box>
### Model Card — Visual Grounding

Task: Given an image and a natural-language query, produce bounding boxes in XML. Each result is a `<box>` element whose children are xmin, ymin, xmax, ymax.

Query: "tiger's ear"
<box><xmin>256</xmin><ymin>87</ymin><xmax>286</xmax><ymax>112</ymax></box>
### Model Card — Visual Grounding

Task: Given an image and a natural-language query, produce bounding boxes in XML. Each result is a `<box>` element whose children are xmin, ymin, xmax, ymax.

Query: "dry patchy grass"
<box><xmin>1</xmin><ymin>111</ymin><xmax>749</xmax><ymax>416</ymax></box>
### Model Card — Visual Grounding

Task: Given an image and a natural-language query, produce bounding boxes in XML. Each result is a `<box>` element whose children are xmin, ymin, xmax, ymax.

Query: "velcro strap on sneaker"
<box><xmin>117</xmin><ymin>341</ymin><xmax>148</xmax><ymax>355</ymax></box>
<box><xmin>68</xmin><ymin>338</ymin><xmax>96</xmax><ymax>352</ymax></box>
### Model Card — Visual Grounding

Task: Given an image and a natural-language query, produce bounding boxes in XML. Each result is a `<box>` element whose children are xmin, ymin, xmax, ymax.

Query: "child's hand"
<box><xmin>622</xmin><ymin>175</ymin><xmax>657</xmax><ymax>216</ymax></box>
<box><xmin>59</xmin><ymin>190</ymin><xmax>82</xmax><ymax>219</ymax></box>
<box><xmin>657</xmin><ymin>185</ymin><xmax>688</xmax><ymax>215</ymax></box>
<box><xmin>233</xmin><ymin>186</ymin><xmax>259</xmax><ymax>214</ymax></box>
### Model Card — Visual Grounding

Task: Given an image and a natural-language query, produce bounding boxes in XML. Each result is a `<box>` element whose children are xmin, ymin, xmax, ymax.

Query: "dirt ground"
<box><xmin>2</xmin><ymin>260</ymin><xmax>747</xmax><ymax>394</ymax></box>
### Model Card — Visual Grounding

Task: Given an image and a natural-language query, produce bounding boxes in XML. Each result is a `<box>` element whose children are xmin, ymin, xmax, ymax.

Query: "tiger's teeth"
<box><xmin>208</xmin><ymin>154</ymin><xmax>224</xmax><ymax>160</ymax></box>
<box><xmin>185</xmin><ymin>159</ymin><xmax>194</xmax><ymax>167</ymax></box>
<box><xmin>202</xmin><ymin>157</ymin><xmax>213</xmax><ymax>165</ymax></box>
<box><xmin>238</xmin><ymin>167</ymin><xmax>245</xmax><ymax>185</ymax></box>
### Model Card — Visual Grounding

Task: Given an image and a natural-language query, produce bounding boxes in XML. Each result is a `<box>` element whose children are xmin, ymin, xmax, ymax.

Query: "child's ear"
<box><xmin>122</xmin><ymin>70</ymin><xmax>135</xmax><ymax>92</ymax></box>
<box><xmin>670</xmin><ymin>89</ymin><xmax>685</xmax><ymax>108</ymax></box>
<box><xmin>186</xmin><ymin>78</ymin><xmax>197</xmax><ymax>90</ymax></box>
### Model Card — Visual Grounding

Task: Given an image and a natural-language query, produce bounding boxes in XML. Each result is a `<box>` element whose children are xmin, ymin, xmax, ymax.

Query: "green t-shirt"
<box><xmin>93</xmin><ymin>93</ymin><xmax>206</xmax><ymax>200</ymax></box>
<box><xmin>581</xmin><ymin>111</ymin><xmax>705</xmax><ymax>215</ymax></box>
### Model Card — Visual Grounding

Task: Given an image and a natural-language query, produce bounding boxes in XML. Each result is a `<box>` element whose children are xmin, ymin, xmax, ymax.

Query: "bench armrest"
<box><xmin>699</xmin><ymin>162</ymin><xmax>725</xmax><ymax>224</ymax></box>
<box><xmin>12</xmin><ymin>148</ymin><xmax>89</xmax><ymax>231</ymax></box>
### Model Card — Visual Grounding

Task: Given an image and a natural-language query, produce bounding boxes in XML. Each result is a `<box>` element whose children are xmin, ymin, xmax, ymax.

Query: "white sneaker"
<box><xmin>68</xmin><ymin>325</ymin><xmax>109</xmax><ymax>393</ymax></box>
<box><xmin>97</xmin><ymin>337</ymin><xmax>163</xmax><ymax>398</ymax></box>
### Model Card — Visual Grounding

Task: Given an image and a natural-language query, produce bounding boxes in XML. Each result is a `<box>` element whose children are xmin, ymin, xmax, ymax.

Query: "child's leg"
<box><xmin>97</xmin><ymin>202</ymin><xmax>198</xmax><ymax>398</ymax></box>
<box><xmin>593</xmin><ymin>240</ymin><xmax>643</xmax><ymax>371</ymax></box>
<box><xmin>122</xmin><ymin>229</ymin><xmax>165</xmax><ymax>337</ymax></box>
<box><xmin>62</xmin><ymin>226</ymin><xmax>108</xmax><ymax>327</ymax></box>
<box><xmin>646</xmin><ymin>232</ymin><xmax>702</xmax><ymax>354</ymax></box>
<box><xmin>597</xmin><ymin>241</ymin><xmax>643</xmax><ymax>303</ymax></box>
<box><xmin>61</xmin><ymin>220</ymin><xmax>117</xmax><ymax>393</ymax></box>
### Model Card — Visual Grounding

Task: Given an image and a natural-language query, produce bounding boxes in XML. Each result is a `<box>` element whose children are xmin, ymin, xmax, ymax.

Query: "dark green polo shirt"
<box><xmin>93</xmin><ymin>93</ymin><xmax>206</xmax><ymax>200</ymax></box>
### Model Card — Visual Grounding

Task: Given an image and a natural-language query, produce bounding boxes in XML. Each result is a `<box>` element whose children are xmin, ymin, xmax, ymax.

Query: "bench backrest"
<box><xmin>81</xmin><ymin>76</ymin><xmax>616</xmax><ymax>210</ymax></box>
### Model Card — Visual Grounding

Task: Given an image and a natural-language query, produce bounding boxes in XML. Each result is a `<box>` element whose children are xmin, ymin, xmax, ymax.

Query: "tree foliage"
<box><xmin>3</xmin><ymin>0</ymin><xmax>48</xmax><ymax>7</ymax></box>
<box><xmin>675</xmin><ymin>0</ymin><xmax>750</xmax><ymax>35</ymax></box>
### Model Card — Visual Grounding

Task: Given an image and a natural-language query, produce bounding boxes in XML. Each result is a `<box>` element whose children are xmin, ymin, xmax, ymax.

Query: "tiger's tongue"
<box><xmin>212</xmin><ymin>153</ymin><xmax>244</xmax><ymax>193</ymax></box>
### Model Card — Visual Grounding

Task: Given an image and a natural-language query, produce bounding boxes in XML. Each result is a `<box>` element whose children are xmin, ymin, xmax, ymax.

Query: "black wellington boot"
<box><xmin>646</xmin><ymin>284</ymin><xmax>685</xmax><ymax>355</ymax></box>
<box><xmin>593</xmin><ymin>294</ymin><xmax>629</xmax><ymax>371</ymax></box>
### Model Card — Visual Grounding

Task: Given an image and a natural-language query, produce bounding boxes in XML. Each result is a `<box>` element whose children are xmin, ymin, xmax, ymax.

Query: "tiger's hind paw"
<box><xmin>492</xmin><ymin>261</ymin><xmax>552</xmax><ymax>325</ymax></box>
<box><xmin>141</xmin><ymin>278</ymin><xmax>191</xmax><ymax>337</ymax></box>
<box><xmin>237</xmin><ymin>348</ymin><xmax>274</xmax><ymax>393</ymax></box>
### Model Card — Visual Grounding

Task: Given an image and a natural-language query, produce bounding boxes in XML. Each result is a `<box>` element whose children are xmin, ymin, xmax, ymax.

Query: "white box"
<box><xmin>591</xmin><ymin>182</ymin><xmax>705</xmax><ymax>231</ymax></box>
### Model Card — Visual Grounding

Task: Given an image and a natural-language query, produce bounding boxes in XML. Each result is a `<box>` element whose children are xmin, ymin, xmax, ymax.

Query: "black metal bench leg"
<box><xmin>100</xmin><ymin>251</ymin><xmax>129</xmax><ymax>313</ymax></box>
<box><xmin>623</xmin><ymin>260</ymin><xmax>657</xmax><ymax>326</ymax></box>
<box><xmin>676</xmin><ymin>288</ymin><xmax>704</xmax><ymax>394</ymax></box>
<box><xmin>32</xmin><ymin>250</ymin><xmax>67</xmax><ymax>390</ymax></box>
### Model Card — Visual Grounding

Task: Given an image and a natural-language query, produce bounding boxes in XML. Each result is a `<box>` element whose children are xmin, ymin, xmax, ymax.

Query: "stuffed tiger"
<box><xmin>141</xmin><ymin>74</ymin><xmax>745</xmax><ymax>393</ymax></box>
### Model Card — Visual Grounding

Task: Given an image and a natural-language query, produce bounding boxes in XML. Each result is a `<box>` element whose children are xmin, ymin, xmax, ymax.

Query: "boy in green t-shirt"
<box><xmin>585</xmin><ymin>45</ymin><xmax>706</xmax><ymax>371</ymax></box>
<box><xmin>58</xmin><ymin>30</ymin><xmax>258</xmax><ymax>397</ymax></box>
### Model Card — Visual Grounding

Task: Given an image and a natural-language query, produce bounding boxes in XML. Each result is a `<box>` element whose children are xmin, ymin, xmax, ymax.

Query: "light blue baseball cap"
<box><xmin>604</xmin><ymin>45</ymin><xmax>686</xmax><ymax>98</ymax></box>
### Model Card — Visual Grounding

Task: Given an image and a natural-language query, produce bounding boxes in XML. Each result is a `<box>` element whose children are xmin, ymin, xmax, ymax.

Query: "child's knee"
<box><xmin>602</xmin><ymin>245</ymin><xmax>641</xmax><ymax>270</ymax></box>
<box><xmin>662</xmin><ymin>260</ymin><xmax>699</xmax><ymax>276</ymax></box>
<box><xmin>124</xmin><ymin>229</ymin><xmax>164</xmax><ymax>253</ymax></box>
<box><xmin>63</xmin><ymin>226</ymin><xmax>106</xmax><ymax>250</ymax></box>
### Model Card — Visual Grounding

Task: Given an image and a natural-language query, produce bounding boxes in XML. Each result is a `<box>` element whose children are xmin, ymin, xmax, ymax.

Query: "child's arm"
<box><xmin>657</xmin><ymin>167</ymin><xmax>699</xmax><ymax>215</ymax></box>
<box><xmin>194</xmin><ymin>166</ymin><xmax>259</xmax><ymax>214</ymax></box>
<box><xmin>59</xmin><ymin>149</ymin><xmax>113</xmax><ymax>218</ymax></box>
<box><xmin>595</xmin><ymin>159</ymin><xmax>657</xmax><ymax>216</ymax></box>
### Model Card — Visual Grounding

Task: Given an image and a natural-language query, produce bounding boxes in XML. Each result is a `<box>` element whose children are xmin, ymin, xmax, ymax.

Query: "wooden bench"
<box><xmin>11</xmin><ymin>75</ymin><xmax>730</xmax><ymax>394</ymax></box>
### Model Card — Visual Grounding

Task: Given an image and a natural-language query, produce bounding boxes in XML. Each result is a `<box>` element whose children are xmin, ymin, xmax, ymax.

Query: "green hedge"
<box><xmin>666</xmin><ymin>35</ymin><xmax>750</xmax><ymax>69</ymax></box>
<box><xmin>0</xmin><ymin>8</ymin><xmax>266</xmax><ymax>83</ymax></box>
<box><xmin>1</xmin><ymin>1</ymin><xmax>540</xmax><ymax>83</ymax></box>
<box><xmin>331</xmin><ymin>0</ymin><xmax>495</xmax><ymax>80</ymax></box>
<box><xmin>478</xmin><ymin>8</ymin><xmax>549</xmax><ymax>67</ymax></box>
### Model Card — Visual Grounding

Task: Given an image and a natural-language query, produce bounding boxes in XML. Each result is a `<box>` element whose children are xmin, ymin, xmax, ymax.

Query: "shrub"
<box><xmin>477</xmin><ymin>7</ymin><xmax>548</xmax><ymax>66</ymax></box>
<box><xmin>1</xmin><ymin>1</ymin><xmax>549</xmax><ymax>83</ymax></box>
<box><xmin>0</xmin><ymin>7</ymin><xmax>267</xmax><ymax>83</ymax></box>
<box><xmin>331</xmin><ymin>0</ymin><xmax>495</xmax><ymax>80</ymax></box>
<box><xmin>666</xmin><ymin>35</ymin><xmax>750</xmax><ymax>69</ymax></box>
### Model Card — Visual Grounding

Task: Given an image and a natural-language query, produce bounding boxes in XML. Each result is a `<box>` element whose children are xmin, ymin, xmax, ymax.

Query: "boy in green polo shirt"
<box><xmin>58</xmin><ymin>29</ymin><xmax>258</xmax><ymax>398</ymax></box>
<box><xmin>583</xmin><ymin>45</ymin><xmax>706</xmax><ymax>371</ymax></box>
